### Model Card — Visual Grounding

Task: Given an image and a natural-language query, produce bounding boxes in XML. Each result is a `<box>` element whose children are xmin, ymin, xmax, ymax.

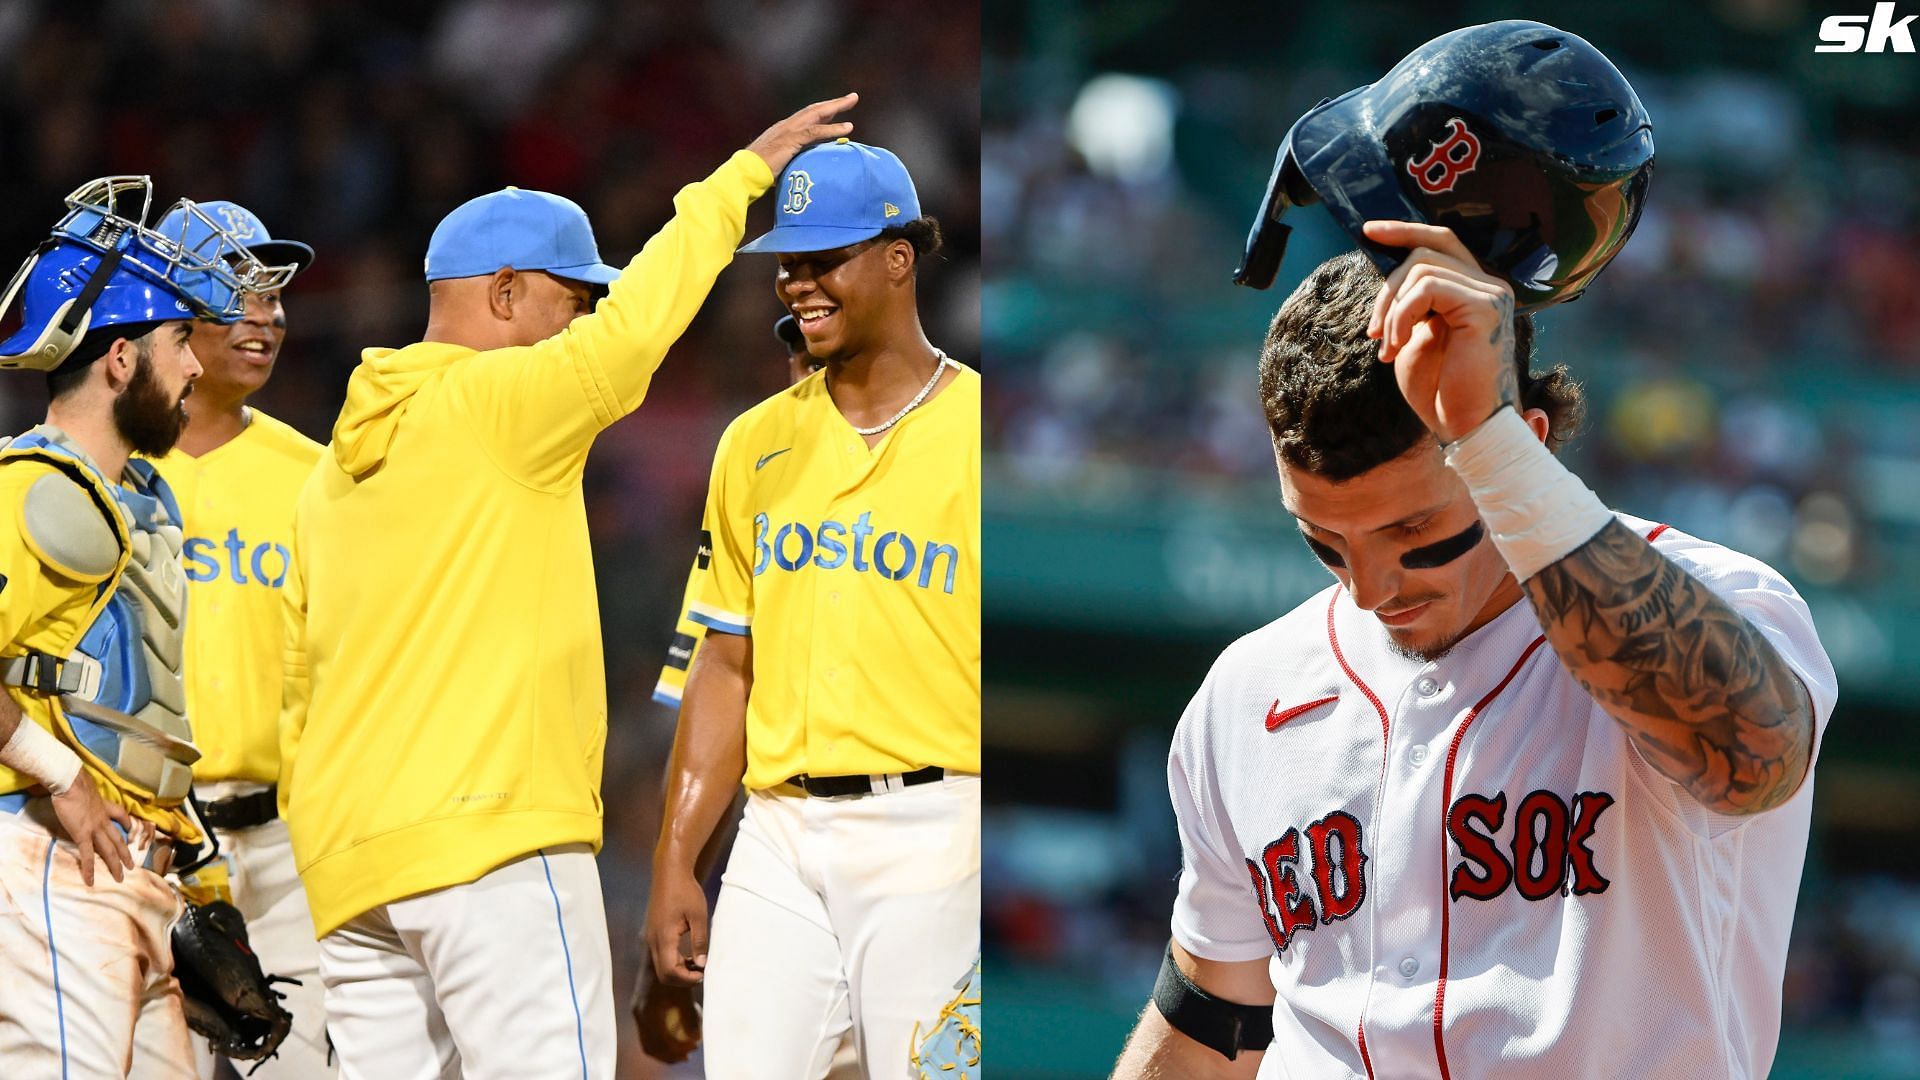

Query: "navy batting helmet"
<box><xmin>1234</xmin><ymin>20</ymin><xmax>1654</xmax><ymax>311</ymax></box>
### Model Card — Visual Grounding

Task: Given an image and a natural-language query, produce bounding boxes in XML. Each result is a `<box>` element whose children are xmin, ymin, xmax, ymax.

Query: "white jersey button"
<box><xmin>1408</xmin><ymin>744</ymin><xmax>1429</xmax><ymax>766</ymax></box>
<box><xmin>1399</xmin><ymin>956</ymin><xmax>1420</xmax><ymax>978</ymax></box>
<box><xmin>1416</xmin><ymin>676</ymin><xmax>1440</xmax><ymax>696</ymax></box>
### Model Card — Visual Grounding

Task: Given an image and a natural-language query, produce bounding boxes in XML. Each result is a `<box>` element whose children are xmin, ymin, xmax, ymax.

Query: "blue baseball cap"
<box><xmin>738</xmin><ymin>140</ymin><xmax>920</xmax><ymax>255</ymax></box>
<box><xmin>154</xmin><ymin>199</ymin><xmax>315</xmax><ymax>275</ymax></box>
<box><xmin>424</xmin><ymin>187</ymin><xmax>620</xmax><ymax>284</ymax></box>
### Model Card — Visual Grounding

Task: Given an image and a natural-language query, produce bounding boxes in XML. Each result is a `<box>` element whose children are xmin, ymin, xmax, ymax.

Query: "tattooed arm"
<box><xmin>1523</xmin><ymin>520</ymin><xmax>1814</xmax><ymax>815</ymax></box>
<box><xmin>1353</xmin><ymin>218</ymin><xmax>1815</xmax><ymax>813</ymax></box>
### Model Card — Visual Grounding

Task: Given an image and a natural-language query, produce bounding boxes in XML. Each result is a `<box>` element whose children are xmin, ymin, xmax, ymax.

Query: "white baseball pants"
<box><xmin>190</xmin><ymin>810</ymin><xmax>333</xmax><ymax>1079</ymax></box>
<box><xmin>660</xmin><ymin>1018</ymin><xmax>862</xmax><ymax>1079</ymax></box>
<box><xmin>0</xmin><ymin>797</ymin><xmax>195</xmax><ymax>1078</ymax></box>
<box><xmin>317</xmin><ymin>845</ymin><xmax>614</xmax><ymax>1080</ymax></box>
<box><xmin>702</xmin><ymin>774</ymin><xmax>980</xmax><ymax>1079</ymax></box>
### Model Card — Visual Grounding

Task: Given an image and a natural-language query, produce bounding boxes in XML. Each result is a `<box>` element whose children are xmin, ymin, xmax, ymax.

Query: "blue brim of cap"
<box><xmin>737</xmin><ymin>224</ymin><xmax>887</xmax><ymax>255</ymax></box>
<box><xmin>247</xmin><ymin>239</ymin><xmax>315</xmax><ymax>274</ymax></box>
<box><xmin>546</xmin><ymin>260</ymin><xmax>622</xmax><ymax>285</ymax></box>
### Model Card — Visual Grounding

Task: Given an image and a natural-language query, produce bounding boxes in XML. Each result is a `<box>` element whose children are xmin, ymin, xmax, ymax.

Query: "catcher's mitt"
<box><xmin>910</xmin><ymin>955</ymin><xmax>981</xmax><ymax>1078</ymax></box>
<box><xmin>170</xmin><ymin>898</ymin><xmax>295</xmax><ymax>1064</ymax></box>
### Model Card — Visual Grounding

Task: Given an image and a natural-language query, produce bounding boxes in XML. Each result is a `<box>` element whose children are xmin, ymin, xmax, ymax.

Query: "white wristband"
<box><xmin>0</xmin><ymin>716</ymin><xmax>83</xmax><ymax>795</ymax></box>
<box><xmin>1443</xmin><ymin>407</ymin><xmax>1613</xmax><ymax>582</ymax></box>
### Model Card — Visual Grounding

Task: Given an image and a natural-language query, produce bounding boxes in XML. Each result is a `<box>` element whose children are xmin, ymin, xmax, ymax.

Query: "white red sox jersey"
<box><xmin>1169</xmin><ymin>515</ymin><xmax>1837</xmax><ymax>1080</ymax></box>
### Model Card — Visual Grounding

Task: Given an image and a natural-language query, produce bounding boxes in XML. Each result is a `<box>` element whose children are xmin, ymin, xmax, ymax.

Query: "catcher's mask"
<box><xmin>0</xmin><ymin>176</ymin><xmax>298</xmax><ymax>372</ymax></box>
<box><xmin>1234</xmin><ymin>20</ymin><xmax>1655</xmax><ymax>312</ymax></box>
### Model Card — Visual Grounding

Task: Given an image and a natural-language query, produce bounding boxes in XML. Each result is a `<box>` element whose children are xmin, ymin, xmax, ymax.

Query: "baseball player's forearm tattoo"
<box><xmin>1522</xmin><ymin>519</ymin><xmax>1814</xmax><ymax>815</ymax></box>
<box><xmin>1490</xmin><ymin>295</ymin><xmax>1519</xmax><ymax>410</ymax></box>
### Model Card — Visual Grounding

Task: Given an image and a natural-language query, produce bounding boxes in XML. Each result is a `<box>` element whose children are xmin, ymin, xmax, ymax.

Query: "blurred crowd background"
<box><xmin>0</xmin><ymin>1</ymin><xmax>978</xmax><ymax>1075</ymax></box>
<box><xmin>985</xmin><ymin>1</ymin><xmax>1920</xmax><ymax>1077</ymax></box>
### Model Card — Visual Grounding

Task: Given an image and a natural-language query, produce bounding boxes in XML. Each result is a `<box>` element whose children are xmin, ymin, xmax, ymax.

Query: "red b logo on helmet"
<box><xmin>1406</xmin><ymin>118</ymin><xmax>1482</xmax><ymax>195</ymax></box>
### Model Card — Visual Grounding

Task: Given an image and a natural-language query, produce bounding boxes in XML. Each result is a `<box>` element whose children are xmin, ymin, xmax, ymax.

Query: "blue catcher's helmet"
<box><xmin>0</xmin><ymin>177</ymin><xmax>298</xmax><ymax>372</ymax></box>
<box><xmin>1234</xmin><ymin>21</ymin><xmax>1654</xmax><ymax>312</ymax></box>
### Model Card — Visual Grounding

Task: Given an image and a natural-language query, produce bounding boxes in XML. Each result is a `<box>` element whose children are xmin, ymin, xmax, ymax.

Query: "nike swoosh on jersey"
<box><xmin>1266</xmin><ymin>695</ymin><xmax>1338</xmax><ymax>731</ymax></box>
<box><xmin>756</xmin><ymin>448</ymin><xmax>793</xmax><ymax>470</ymax></box>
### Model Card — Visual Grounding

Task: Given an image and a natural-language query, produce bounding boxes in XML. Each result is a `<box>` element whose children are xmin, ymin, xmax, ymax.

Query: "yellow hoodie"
<box><xmin>282</xmin><ymin>150</ymin><xmax>773</xmax><ymax>937</ymax></box>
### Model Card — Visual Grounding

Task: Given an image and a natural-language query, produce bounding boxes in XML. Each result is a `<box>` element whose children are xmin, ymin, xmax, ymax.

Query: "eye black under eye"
<box><xmin>1302</xmin><ymin>534</ymin><xmax>1345</xmax><ymax>568</ymax></box>
<box><xmin>1400</xmin><ymin>520</ymin><xmax>1485</xmax><ymax>570</ymax></box>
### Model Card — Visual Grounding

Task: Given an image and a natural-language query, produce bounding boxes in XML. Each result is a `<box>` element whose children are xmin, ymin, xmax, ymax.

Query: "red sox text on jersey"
<box><xmin>1169</xmin><ymin>516</ymin><xmax>1836</xmax><ymax>1079</ymax></box>
<box><xmin>1249</xmin><ymin>788</ymin><xmax>1619</xmax><ymax>957</ymax></box>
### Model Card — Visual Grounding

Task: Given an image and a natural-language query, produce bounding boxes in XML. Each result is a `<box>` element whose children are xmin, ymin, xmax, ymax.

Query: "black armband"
<box><xmin>1152</xmin><ymin>941</ymin><xmax>1274</xmax><ymax>1060</ymax></box>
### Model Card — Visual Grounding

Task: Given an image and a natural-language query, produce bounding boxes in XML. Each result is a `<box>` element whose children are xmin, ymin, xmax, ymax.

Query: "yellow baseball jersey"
<box><xmin>153</xmin><ymin>409</ymin><xmax>322</xmax><ymax>785</ymax></box>
<box><xmin>282</xmin><ymin>149</ymin><xmax>773</xmax><ymax>938</ymax></box>
<box><xmin>691</xmin><ymin>364</ymin><xmax>981</xmax><ymax>791</ymax></box>
<box><xmin>653</xmin><ymin>564</ymin><xmax>705</xmax><ymax>708</ymax></box>
<box><xmin>0</xmin><ymin>453</ymin><xmax>198</xmax><ymax>841</ymax></box>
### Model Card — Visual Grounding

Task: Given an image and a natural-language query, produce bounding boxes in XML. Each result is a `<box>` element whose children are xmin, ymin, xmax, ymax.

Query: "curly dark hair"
<box><xmin>877</xmin><ymin>215</ymin><xmax>943</xmax><ymax>267</ymax></box>
<box><xmin>1258</xmin><ymin>250</ymin><xmax>1585</xmax><ymax>481</ymax></box>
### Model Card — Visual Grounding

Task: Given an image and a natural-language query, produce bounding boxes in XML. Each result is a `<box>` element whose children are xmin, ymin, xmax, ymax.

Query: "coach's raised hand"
<box><xmin>1362</xmin><ymin>219</ymin><xmax>1521</xmax><ymax>444</ymax></box>
<box><xmin>747</xmin><ymin>92</ymin><xmax>858</xmax><ymax>175</ymax></box>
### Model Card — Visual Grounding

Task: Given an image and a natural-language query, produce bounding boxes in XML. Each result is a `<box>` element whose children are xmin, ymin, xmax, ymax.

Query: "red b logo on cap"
<box><xmin>1406</xmin><ymin>118</ymin><xmax>1482</xmax><ymax>195</ymax></box>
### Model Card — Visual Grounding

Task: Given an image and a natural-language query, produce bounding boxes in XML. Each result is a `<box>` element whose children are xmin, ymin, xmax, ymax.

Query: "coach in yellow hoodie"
<box><xmin>280</xmin><ymin>96</ymin><xmax>857</xmax><ymax>1078</ymax></box>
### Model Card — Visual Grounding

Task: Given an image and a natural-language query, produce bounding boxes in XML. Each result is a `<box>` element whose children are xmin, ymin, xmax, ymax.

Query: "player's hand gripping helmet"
<box><xmin>0</xmin><ymin>176</ymin><xmax>298</xmax><ymax>371</ymax></box>
<box><xmin>1234</xmin><ymin>20</ymin><xmax>1654</xmax><ymax>311</ymax></box>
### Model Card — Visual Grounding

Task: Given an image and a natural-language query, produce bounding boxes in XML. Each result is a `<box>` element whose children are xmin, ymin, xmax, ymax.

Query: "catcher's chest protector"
<box><xmin>0</xmin><ymin>426</ymin><xmax>197</xmax><ymax>804</ymax></box>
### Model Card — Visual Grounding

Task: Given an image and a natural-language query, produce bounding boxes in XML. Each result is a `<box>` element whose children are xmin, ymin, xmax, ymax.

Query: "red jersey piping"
<box><xmin>1327</xmin><ymin>587</ymin><xmax>1388</xmax><ymax>1079</ymax></box>
<box><xmin>1432</xmin><ymin>634</ymin><xmax>1550</xmax><ymax>1078</ymax></box>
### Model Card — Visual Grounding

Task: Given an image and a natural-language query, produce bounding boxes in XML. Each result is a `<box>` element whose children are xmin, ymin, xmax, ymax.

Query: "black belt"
<box><xmin>200</xmin><ymin>786</ymin><xmax>278</xmax><ymax>831</ymax></box>
<box><xmin>785</xmin><ymin>766</ymin><xmax>947</xmax><ymax>798</ymax></box>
